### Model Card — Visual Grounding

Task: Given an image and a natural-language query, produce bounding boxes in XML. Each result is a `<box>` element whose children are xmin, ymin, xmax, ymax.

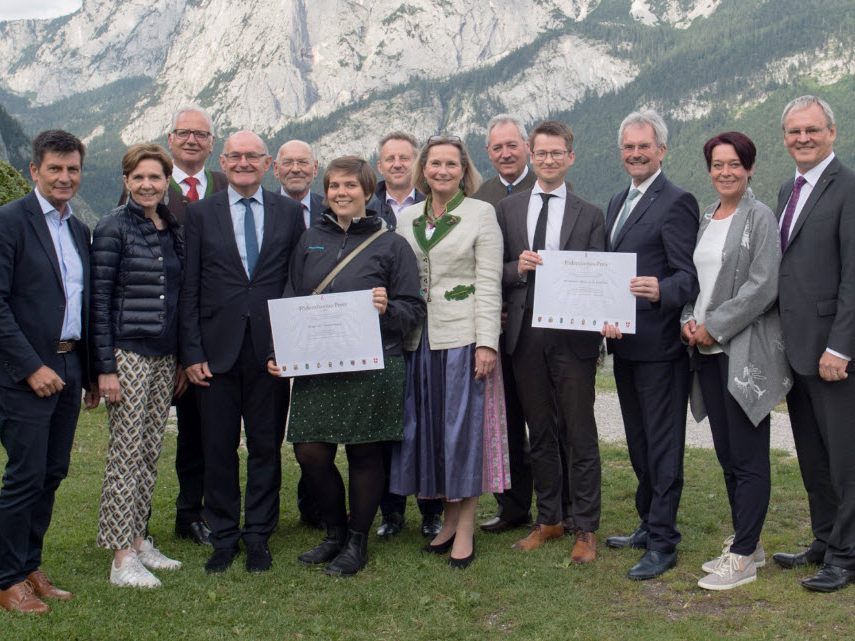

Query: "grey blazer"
<box><xmin>681</xmin><ymin>189</ymin><xmax>792</xmax><ymax>426</ymax></box>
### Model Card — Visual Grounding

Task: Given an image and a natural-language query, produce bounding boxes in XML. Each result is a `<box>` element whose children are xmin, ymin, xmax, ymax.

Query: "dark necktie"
<box><xmin>506</xmin><ymin>183</ymin><xmax>513</xmax><ymax>195</ymax></box>
<box><xmin>240</xmin><ymin>197</ymin><xmax>260</xmax><ymax>277</ymax></box>
<box><xmin>184</xmin><ymin>176</ymin><xmax>200</xmax><ymax>202</ymax></box>
<box><xmin>526</xmin><ymin>192</ymin><xmax>554</xmax><ymax>309</ymax></box>
<box><xmin>303</xmin><ymin>204</ymin><xmax>310</xmax><ymax>229</ymax></box>
<box><xmin>779</xmin><ymin>176</ymin><xmax>807</xmax><ymax>252</ymax></box>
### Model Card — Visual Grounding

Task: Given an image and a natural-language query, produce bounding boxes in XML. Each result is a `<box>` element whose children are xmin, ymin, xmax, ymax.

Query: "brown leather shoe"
<box><xmin>27</xmin><ymin>570</ymin><xmax>73</xmax><ymax>601</ymax></box>
<box><xmin>512</xmin><ymin>523</ymin><xmax>564</xmax><ymax>551</ymax></box>
<box><xmin>0</xmin><ymin>581</ymin><xmax>50</xmax><ymax>614</ymax></box>
<box><xmin>571</xmin><ymin>531</ymin><xmax>597</xmax><ymax>563</ymax></box>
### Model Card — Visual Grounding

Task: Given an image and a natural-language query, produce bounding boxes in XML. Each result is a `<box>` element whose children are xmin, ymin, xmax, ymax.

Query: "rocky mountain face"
<box><xmin>1</xmin><ymin>0</ymin><xmax>853</xmax><ymax>215</ymax></box>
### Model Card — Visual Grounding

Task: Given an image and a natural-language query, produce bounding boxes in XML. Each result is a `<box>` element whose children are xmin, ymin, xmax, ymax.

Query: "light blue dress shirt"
<box><xmin>35</xmin><ymin>189</ymin><xmax>84</xmax><ymax>340</ymax></box>
<box><xmin>228</xmin><ymin>186</ymin><xmax>265</xmax><ymax>277</ymax></box>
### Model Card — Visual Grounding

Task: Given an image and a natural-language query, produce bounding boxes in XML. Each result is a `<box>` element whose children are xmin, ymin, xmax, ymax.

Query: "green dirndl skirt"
<box><xmin>286</xmin><ymin>355</ymin><xmax>405</xmax><ymax>444</ymax></box>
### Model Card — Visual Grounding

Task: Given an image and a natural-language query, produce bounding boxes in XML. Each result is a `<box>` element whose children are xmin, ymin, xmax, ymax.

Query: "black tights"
<box><xmin>293</xmin><ymin>442</ymin><xmax>386</xmax><ymax>534</ymax></box>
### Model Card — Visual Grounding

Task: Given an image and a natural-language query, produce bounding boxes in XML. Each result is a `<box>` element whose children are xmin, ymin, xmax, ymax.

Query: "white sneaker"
<box><xmin>701</xmin><ymin>535</ymin><xmax>765</xmax><ymax>573</ymax></box>
<box><xmin>698</xmin><ymin>552</ymin><xmax>757</xmax><ymax>591</ymax></box>
<box><xmin>110</xmin><ymin>552</ymin><xmax>162</xmax><ymax>588</ymax></box>
<box><xmin>137</xmin><ymin>537</ymin><xmax>182</xmax><ymax>570</ymax></box>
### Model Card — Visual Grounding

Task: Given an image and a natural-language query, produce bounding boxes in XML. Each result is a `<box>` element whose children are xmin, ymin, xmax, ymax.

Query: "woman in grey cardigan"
<box><xmin>681</xmin><ymin>132</ymin><xmax>792</xmax><ymax>591</ymax></box>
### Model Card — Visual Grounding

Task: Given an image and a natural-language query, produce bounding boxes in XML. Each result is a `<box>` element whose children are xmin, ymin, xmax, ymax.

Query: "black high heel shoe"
<box><xmin>449</xmin><ymin>538</ymin><xmax>475</xmax><ymax>569</ymax></box>
<box><xmin>422</xmin><ymin>533</ymin><xmax>455</xmax><ymax>555</ymax></box>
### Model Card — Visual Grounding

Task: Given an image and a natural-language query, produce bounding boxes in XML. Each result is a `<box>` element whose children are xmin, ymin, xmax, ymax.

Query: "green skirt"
<box><xmin>286</xmin><ymin>355</ymin><xmax>405</xmax><ymax>444</ymax></box>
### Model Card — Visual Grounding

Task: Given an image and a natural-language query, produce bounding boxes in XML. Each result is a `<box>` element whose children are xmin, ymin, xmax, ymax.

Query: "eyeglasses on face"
<box><xmin>427</xmin><ymin>135</ymin><xmax>463</xmax><ymax>145</ymax></box>
<box><xmin>784</xmin><ymin>126</ymin><xmax>829</xmax><ymax>138</ymax></box>
<box><xmin>532</xmin><ymin>149</ymin><xmax>570</xmax><ymax>161</ymax></box>
<box><xmin>277</xmin><ymin>159</ymin><xmax>312</xmax><ymax>168</ymax></box>
<box><xmin>222</xmin><ymin>152</ymin><xmax>268</xmax><ymax>163</ymax></box>
<box><xmin>172</xmin><ymin>129</ymin><xmax>212</xmax><ymax>141</ymax></box>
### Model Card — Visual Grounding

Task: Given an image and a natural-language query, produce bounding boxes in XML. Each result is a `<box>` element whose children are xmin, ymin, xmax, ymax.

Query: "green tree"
<box><xmin>0</xmin><ymin>159</ymin><xmax>29</xmax><ymax>205</ymax></box>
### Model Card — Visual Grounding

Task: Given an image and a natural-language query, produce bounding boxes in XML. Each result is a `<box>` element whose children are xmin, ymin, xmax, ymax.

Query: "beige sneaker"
<box><xmin>137</xmin><ymin>537</ymin><xmax>182</xmax><ymax>570</ymax></box>
<box><xmin>701</xmin><ymin>535</ymin><xmax>765</xmax><ymax>573</ymax></box>
<box><xmin>110</xmin><ymin>552</ymin><xmax>161</xmax><ymax>588</ymax></box>
<box><xmin>698</xmin><ymin>552</ymin><xmax>757</xmax><ymax>591</ymax></box>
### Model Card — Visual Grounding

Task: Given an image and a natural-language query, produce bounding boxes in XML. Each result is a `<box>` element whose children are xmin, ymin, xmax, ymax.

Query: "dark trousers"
<box><xmin>613</xmin><ymin>354</ymin><xmax>689</xmax><ymax>552</ymax></box>
<box><xmin>493</xmin><ymin>345</ymin><xmax>533</xmax><ymax>522</ymax></box>
<box><xmin>512</xmin><ymin>325</ymin><xmax>600</xmax><ymax>530</ymax></box>
<box><xmin>197</xmin><ymin>329</ymin><xmax>288</xmax><ymax>549</ymax></box>
<box><xmin>0</xmin><ymin>351</ymin><xmax>82</xmax><ymax>589</ymax></box>
<box><xmin>787</xmin><ymin>371</ymin><xmax>855</xmax><ymax>569</ymax></box>
<box><xmin>696</xmin><ymin>352</ymin><xmax>770</xmax><ymax>556</ymax></box>
<box><xmin>379</xmin><ymin>442</ymin><xmax>442</xmax><ymax>517</ymax></box>
<box><xmin>174</xmin><ymin>386</ymin><xmax>205</xmax><ymax>528</ymax></box>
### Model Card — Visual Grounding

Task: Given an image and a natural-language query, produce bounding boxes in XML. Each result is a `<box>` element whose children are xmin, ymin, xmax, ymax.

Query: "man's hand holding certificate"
<box><xmin>268</xmin><ymin>290</ymin><xmax>385</xmax><ymax>376</ymax></box>
<box><xmin>531</xmin><ymin>250</ymin><xmax>636</xmax><ymax>334</ymax></box>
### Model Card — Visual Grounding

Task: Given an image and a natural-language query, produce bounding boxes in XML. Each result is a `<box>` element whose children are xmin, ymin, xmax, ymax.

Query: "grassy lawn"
<box><xmin>2</xmin><ymin>406</ymin><xmax>851</xmax><ymax>641</ymax></box>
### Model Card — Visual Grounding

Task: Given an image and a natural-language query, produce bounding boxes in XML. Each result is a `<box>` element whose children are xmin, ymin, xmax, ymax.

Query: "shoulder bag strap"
<box><xmin>312</xmin><ymin>227</ymin><xmax>387</xmax><ymax>295</ymax></box>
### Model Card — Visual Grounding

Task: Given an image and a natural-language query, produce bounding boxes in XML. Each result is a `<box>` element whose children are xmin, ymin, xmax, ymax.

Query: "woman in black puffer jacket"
<box><xmin>91</xmin><ymin>144</ymin><xmax>187</xmax><ymax>589</ymax></box>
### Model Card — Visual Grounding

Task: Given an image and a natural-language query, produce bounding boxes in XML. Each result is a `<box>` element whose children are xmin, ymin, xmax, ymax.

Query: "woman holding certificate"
<box><xmin>91</xmin><ymin>143</ymin><xmax>186</xmax><ymax>587</ymax></box>
<box><xmin>390</xmin><ymin>135</ymin><xmax>506</xmax><ymax>569</ymax></box>
<box><xmin>269</xmin><ymin>156</ymin><xmax>424</xmax><ymax>576</ymax></box>
<box><xmin>680</xmin><ymin>132</ymin><xmax>790</xmax><ymax>591</ymax></box>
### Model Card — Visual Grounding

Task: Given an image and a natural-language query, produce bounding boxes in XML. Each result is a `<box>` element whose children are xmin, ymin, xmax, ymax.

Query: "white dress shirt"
<box><xmin>172</xmin><ymin>166</ymin><xmax>208</xmax><ymax>197</ymax></box>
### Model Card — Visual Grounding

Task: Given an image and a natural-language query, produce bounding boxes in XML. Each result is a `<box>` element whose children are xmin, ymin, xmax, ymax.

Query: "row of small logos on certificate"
<box><xmin>535</xmin><ymin>316</ymin><xmax>635</xmax><ymax>330</ymax></box>
<box><xmin>279</xmin><ymin>356</ymin><xmax>383</xmax><ymax>372</ymax></box>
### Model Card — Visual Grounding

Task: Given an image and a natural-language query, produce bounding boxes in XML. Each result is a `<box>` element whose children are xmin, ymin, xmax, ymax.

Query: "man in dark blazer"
<box><xmin>119</xmin><ymin>106</ymin><xmax>228</xmax><ymax>546</ymax></box>
<box><xmin>180</xmin><ymin>130</ymin><xmax>302</xmax><ymax>574</ymax></box>
<box><xmin>473</xmin><ymin>115</ymin><xmax>538</xmax><ymax>535</ymax></box>
<box><xmin>0</xmin><ymin>130</ymin><xmax>97</xmax><ymax>613</ymax></box>
<box><xmin>371</xmin><ymin>131</ymin><xmax>442</xmax><ymax>538</ymax></box>
<box><xmin>273</xmin><ymin>139</ymin><xmax>325</xmax><ymax>231</ymax></box>
<box><xmin>600</xmin><ymin>110</ymin><xmax>699</xmax><ymax>580</ymax></box>
<box><xmin>772</xmin><ymin>95</ymin><xmax>855</xmax><ymax>593</ymax></box>
<box><xmin>497</xmin><ymin>120</ymin><xmax>604</xmax><ymax>561</ymax></box>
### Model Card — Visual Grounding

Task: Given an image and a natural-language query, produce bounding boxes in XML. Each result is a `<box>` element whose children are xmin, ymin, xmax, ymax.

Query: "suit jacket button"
<box><xmin>158</xmin><ymin>256</ymin><xmax>164</xmax><ymax>262</ymax></box>
<box><xmin>159</xmin><ymin>294</ymin><xmax>165</xmax><ymax>300</ymax></box>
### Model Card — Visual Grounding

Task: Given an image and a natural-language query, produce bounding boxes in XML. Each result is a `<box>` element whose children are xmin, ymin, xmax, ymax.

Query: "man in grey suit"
<box><xmin>772</xmin><ymin>95</ymin><xmax>855</xmax><ymax>593</ymax></box>
<box><xmin>474</xmin><ymin>115</ymin><xmax>537</xmax><ymax>534</ymax></box>
<box><xmin>273</xmin><ymin>140</ymin><xmax>324</xmax><ymax>231</ymax></box>
<box><xmin>496</xmin><ymin>120</ymin><xmax>604</xmax><ymax>561</ymax></box>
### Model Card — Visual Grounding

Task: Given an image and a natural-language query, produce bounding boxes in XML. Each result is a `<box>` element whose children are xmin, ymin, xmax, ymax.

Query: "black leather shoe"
<box><xmin>176</xmin><ymin>520</ymin><xmax>212</xmax><ymax>546</ymax></box>
<box><xmin>205</xmin><ymin>546</ymin><xmax>239</xmax><ymax>574</ymax></box>
<box><xmin>628</xmin><ymin>550</ymin><xmax>677</xmax><ymax>580</ymax></box>
<box><xmin>422</xmin><ymin>534</ymin><xmax>455</xmax><ymax>555</ymax></box>
<box><xmin>800</xmin><ymin>563</ymin><xmax>855</xmax><ymax>593</ymax></box>
<box><xmin>606</xmin><ymin>527</ymin><xmax>648</xmax><ymax>550</ymax></box>
<box><xmin>376</xmin><ymin>512</ymin><xmax>404</xmax><ymax>538</ymax></box>
<box><xmin>449</xmin><ymin>538</ymin><xmax>476</xmax><ymax>570</ymax></box>
<box><xmin>479</xmin><ymin>515</ymin><xmax>531</xmax><ymax>534</ymax></box>
<box><xmin>325</xmin><ymin>530</ymin><xmax>368</xmax><ymax>577</ymax></box>
<box><xmin>299</xmin><ymin>526</ymin><xmax>347</xmax><ymax>565</ymax></box>
<box><xmin>773</xmin><ymin>546</ymin><xmax>825</xmax><ymax>570</ymax></box>
<box><xmin>245</xmin><ymin>542</ymin><xmax>272</xmax><ymax>573</ymax></box>
<box><xmin>421</xmin><ymin>514</ymin><xmax>443</xmax><ymax>538</ymax></box>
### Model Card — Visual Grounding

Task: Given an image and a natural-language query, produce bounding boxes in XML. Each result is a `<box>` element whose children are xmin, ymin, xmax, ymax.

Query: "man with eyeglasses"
<box><xmin>600</xmin><ymin>109</ymin><xmax>699</xmax><ymax>580</ymax></box>
<box><xmin>496</xmin><ymin>120</ymin><xmax>604</xmax><ymax>561</ymax></box>
<box><xmin>180</xmin><ymin>130</ymin><xmax>302</xmax><ymax>574</ymax></box>
<box><xmin>772</xmin><ymin>95</ymin><xmax>855</xmax><ymax>593</ymax></box>
<box><xmin>118</xmin><ymin>106</ymin><xmax>228</xmax><ymax>547</ymax></box>
<box><xmin>473</xmin><ymin>115</ymin><xmax>539</xmax><ymax>537</ymax></box>
<box><xmin>273</xmin><ymin>140</ymin><xmax>324</xmax><ymax>231</ymax></box>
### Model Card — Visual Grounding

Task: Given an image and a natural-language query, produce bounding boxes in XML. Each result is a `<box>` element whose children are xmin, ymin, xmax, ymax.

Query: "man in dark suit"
<box><xmin>772</xmin><ymin>95</ymin><xmax>855</xmax><ymax>593</ymax></box>
<box><xmin>119</xmin><ymin>106</ymin><xmax>228</xmax><ymax>546</ymax></box>
<box><xmin>496</xmin><ymin>120</ymin><xmax>604</xmax><ymax>561</ymax></box>
<box><xmin>474</xmin><ymin>115</ymin><xmax>538</xmax><ymax>535</ymax></box>
<box><xmin>370</xmin><ymin>131</ymin><xmax>442</xmax><ymax>539</ymax></box>
<box><xmin>273</xmin><ymin>139</ymin><xmax>324</xmax><ymax>231</ymax></box>
<box><xmin>600</xmin><ymin>110</ymin><xmax>699</xmax><ymax>580</ymax></box>
<box><xmin>0</xmin><ymin>130</ymin><xmax>97</xmax><ymax>613</ymax></box>
<box><xmin>180</xmin><ymin>130</ymin><xmax>302</xmax><ymax>573</ymax></box>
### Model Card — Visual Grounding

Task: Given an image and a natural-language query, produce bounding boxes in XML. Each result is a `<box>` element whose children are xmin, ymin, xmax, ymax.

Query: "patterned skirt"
<box><xmin>286</xmin><ymin>355</ymin><xmax>406</xmax><ymax>444</ymax></box>
<box><xmin>389</xmin><ymin>326</ymin><xmax>510</xmax><ymax>500</ymax></box>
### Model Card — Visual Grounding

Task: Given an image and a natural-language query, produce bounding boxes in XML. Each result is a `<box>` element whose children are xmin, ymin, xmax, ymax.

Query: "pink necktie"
<box><xmin>780</xmin><ymin>176</ymin><xmax>806</xmax><ymax>252</ymax></box>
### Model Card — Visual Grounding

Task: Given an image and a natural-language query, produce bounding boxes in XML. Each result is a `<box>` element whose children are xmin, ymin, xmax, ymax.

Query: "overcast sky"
<box><xmin>0</xmin><ymin>0</ymin><xmax>81</xmax><ymax>21</ymax></box>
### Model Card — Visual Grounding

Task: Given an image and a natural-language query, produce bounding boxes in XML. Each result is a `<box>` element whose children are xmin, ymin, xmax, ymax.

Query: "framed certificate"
<box><xmin>531</xmin><ymin>250</ymin><xmax>637</xmax><ymax>334</ymax></box>
<box><xmin>268</xmin><ymin>290</ymin><xmax>385</xmax><ymax>376</ymax></box>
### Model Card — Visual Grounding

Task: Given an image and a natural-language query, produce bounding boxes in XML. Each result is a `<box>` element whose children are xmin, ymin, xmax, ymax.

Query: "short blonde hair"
<box><xmin>122</xmin><ymin>143</ymin><xmax>173</xmax><ymax>177</ymax></box>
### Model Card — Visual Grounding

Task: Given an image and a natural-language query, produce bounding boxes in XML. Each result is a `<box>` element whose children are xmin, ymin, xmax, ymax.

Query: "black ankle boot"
<box><xmin>325</xmin><ymin>530</ymin><xmax>368</xmax><ymax>576</ymax></box>
<box><xmin>298</xmin><ymin>525</ymin><xmax>347</xmax><ymax>565</ymax></box>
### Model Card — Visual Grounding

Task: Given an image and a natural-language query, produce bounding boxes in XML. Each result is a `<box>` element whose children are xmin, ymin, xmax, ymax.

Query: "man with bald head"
<box><xmin>181</xmin><ymin>130</ymin><xmax>303</xmax><ymax>573</ymax></box>
<box><xmin>273</xmin><ymin>140</ymin><xmax>324</xmax><ymax>230</ymax></box>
